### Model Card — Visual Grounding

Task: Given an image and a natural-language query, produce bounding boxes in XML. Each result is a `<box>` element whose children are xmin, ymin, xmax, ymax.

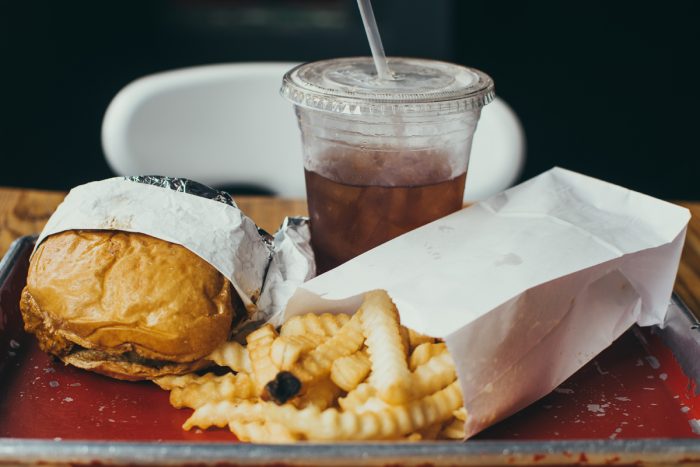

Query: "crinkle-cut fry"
<box><xmin>330</xmin><ymin>350</ymin><xmax>371</xmax><ymax>392</ymax></box>
<box><xmin>213</xmin><ymin>380</ymin><xmax>463</xmax><ymax>441</ymax></box>
<box><xmin>289</xmin><ymin>311</ymin><xmax>364</xmax><ymax>386</ymax></box>
<box><xmin>317</xmin><ymin>312</ymin><xmax>350</xmax><ymax>335</ymax></box>
<box><xmin>153</xmin><ymin>372</ymin><xmax>217</xmax><ymax>390</ymax></box>
<box><xmin>411</xmin><ymin>352</ymin><xmax>457</xmax><ymax>399</ymax></box>
<box><xmin>280</xmin><ymin>312</ymin><xmax>350</xmax><ymax>338</ymax></box>
<box><xmin>348</xmin><ymin>396</ymin><xmax>391</xmax><ymax>414</ymax></box>
<box><xmin>169</xmin><ymin>373</ymin><xmax>256</xmax><ymax>409</ymax></box>
<box><xmin>293</xmin><ymin>377</ymin><xmax>341</xmax><ymax>410</ymax></box>
<box><xmin>183</xmin><ymin>400</ymin><xmax>239</xmax><ymax>430</ymax></box>
<box><xmin>453</xmin><ymin>407</ymin><xmax>467</xmax><ymax>422</ymax></box>
<box><xmin>339</xmin><ymin>350</ymin><xmax>455</xmax><ymax>410</ymax></box>
<box><xmin>439</xmin><ymin>417</ymin><xmax>466</xmax><ymax>439</ymax></box>
<box><xmin>338</xmin><ymin>382</ymin><xmax>376</xmax><ymax>412</ymax></box>
<box><xmin>270</xmin><ymin>334</ymin><xmax>325</xmax><ymax>370</ymax></box>
<box><xmin>229</xmin><ymin>420</ymin><xmax>300</xmax><ymax>443</ymax></box>
<box><xmin>409</xmin><ymin>342</ymin><xmax>447</xmax><ymax>371</ymax></box>
<box><xmin>407</xmin><ymin>327</ymin><xmax>435</xmax><ymax>351</ymax></box>
<box><xmin>246</xmin><ymin>323</ymin><xmax>279</xmax><ymax>392</ymax></box>
<box><xmin>207</xmin><ymin>341</ymin><xmax>252</xmax><ymax>374</ymax></box>
<box><xmin>360</xmin><ymin>290</ymin><xmax>412</xmax><ymax>405</ymax></box>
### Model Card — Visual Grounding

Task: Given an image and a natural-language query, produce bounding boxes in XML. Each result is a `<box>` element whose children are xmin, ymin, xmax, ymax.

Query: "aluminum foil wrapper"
<box><xmin>34</xmin><ymin>176</ymin><xmax>315</xmax><ymax>326</ymax></box>
<box><xmin>126</xmin><ymin>175</ymin><xmax>239</xmax><ymax>207</ymax></box>
<box><xmin>258</xmin><ymin>216</ymin><xmax>316</xmax><ymax>321</ymax></box>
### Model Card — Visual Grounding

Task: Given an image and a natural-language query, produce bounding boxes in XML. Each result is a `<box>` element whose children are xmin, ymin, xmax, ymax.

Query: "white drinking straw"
<box><xmin>357</xmin><ymin>0</ymin><xmax>392</xmax><ymax>80</ymax></box>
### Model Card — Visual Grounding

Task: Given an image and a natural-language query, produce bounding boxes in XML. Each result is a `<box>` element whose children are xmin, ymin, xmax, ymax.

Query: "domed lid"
<box><xmin>281</xmin><ymin>57</ymin><xmax>494</xmax><ymax>116</ymax></box>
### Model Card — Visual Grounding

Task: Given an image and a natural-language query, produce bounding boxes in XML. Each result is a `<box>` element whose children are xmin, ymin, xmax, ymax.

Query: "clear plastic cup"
<box><xmin>281</xmin><ymin>57</ymin><xmax>494</xmax><ymax>273</ymax></box>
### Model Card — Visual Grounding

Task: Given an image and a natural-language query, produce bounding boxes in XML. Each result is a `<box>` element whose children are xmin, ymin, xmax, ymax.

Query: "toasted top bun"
<box><xmin>20</xmin><ymin>230</ymin><xmax>236</xmax><ymax>379</ymax></box>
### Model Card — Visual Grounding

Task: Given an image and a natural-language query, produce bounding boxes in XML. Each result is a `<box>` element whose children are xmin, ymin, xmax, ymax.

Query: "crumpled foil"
<box><xmin>126</xmin><ymin>175</ymin><xmax>238</xmax><ymax>207</ymax></box>
<box><xmin>257</xmin><ymin>216</ymin><xmax>316</xmax><ymax>321</ymax></box>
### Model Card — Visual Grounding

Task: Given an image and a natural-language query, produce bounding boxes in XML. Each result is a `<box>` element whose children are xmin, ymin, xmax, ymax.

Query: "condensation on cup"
<box><xmin>281</xmin><ymin>57</ymin><xmax>494</xmax><ymax>273</ymax></box>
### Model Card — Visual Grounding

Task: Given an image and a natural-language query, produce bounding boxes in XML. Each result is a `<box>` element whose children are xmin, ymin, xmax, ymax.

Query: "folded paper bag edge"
<box><xmin>484</xmin><ymin>167</ymin><xmax>691</xmax><ymax>250</ymax></box>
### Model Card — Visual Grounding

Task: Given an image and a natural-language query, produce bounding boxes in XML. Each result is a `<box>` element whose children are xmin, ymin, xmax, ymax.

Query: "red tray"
<box><xmin>1</xmin><ymin>236</ymin><xmax>699</xmax><ymax>465</ymax></box>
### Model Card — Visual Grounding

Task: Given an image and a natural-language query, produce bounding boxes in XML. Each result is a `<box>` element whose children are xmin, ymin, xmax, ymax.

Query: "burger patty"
<box><xmin>61</xmin><ymin>344</ymin><xmax>211</xmax><ymax>381</ymax></box>
<box><xmin>66</xmin><ymin>346</ymin><xmax>180</xmax><ymax>369</ymax></box>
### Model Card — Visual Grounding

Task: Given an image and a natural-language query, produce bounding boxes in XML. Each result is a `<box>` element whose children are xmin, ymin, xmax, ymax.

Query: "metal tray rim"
<box><xmin>1</xmin><ymin>438</ymin><xmax>700</xmax><ymax>465</ymax></box>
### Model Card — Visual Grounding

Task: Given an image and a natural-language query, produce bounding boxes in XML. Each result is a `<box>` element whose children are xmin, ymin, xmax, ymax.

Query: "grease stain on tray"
<box><xmin>587</xmin><ymin>404</ymin><xmax>606</xmax><ymax>414</ymax></box>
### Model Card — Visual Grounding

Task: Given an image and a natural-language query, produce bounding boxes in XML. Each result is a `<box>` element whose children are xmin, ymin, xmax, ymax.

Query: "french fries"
<box><xmin>359</xmin><ymin>291</ymin><xmax>413</xmax><ymax>405</ymax></box>
<box><xmin>155</xmin><ymin>290</ymin><xmax>467</xmax><ymax>442</ymax></box>
<box><xmin>246</xmin><ymin>324</ymin><xmax>279</xmax><ymax>393</ymax></box>
<box><xmin>338</xmin><ymin>382</ymin><xmax>376</xmax><ymax>412</ymax></box>
<box><xmin>409</xmin><ymin>342</ymin><xmax>447</xmax><ymax>371</ymax></box>
<box><xmin>187</xmin><ymin>381</ymin><xmax>462</xmax><ymax>441</ymax></box>
<box><xmin>330</xmin><ymin>350</ymin><xmax>371</xmax><ymax>392</ymax></box>
<box><xmin>229</xmin><ymin>420</ymin><xmax>299</xmax><ymax>443</ymax></box>
<box><xmin>286</xmin><ymin>311</ymin><xmax>365</xmax><ymax>389</ymax></box>
<box><xmin>270</xmin><ymin>334</ymin><xmax>324</xmax><ymax>370</ymax></box>
<box><xmin>206</xmin><ymin>341</ymin><xmax>251</xmax><ymax>374</ymax></box>
<box><xmin>169</xmin><ymin>372</ymin><xmax>255</xmax><ymax>409</ymax></box>
<box><xmin>280</xmin><ymin>312</ymin><xmax>350</xmax><ymax>338</ymax></box>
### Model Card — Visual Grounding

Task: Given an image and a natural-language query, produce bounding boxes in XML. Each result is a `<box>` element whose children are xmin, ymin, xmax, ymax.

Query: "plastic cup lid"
<box><xmin>281</xmin><ymin>57</ymin><xmax>494</xmax><ymax>116</ymax></box>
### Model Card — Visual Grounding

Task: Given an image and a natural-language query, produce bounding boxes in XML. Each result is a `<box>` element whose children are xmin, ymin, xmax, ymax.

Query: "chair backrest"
<box><xmin>102</xmin><ymin>62</ymin><xmax>524</xmax><ymax>200</ymax></box>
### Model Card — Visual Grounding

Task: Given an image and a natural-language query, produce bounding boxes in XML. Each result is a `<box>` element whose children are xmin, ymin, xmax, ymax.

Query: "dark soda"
<box><xmin>305</xmin><ymin>169</ymin><xmax>466</xmax><ymax>273</ymax></box>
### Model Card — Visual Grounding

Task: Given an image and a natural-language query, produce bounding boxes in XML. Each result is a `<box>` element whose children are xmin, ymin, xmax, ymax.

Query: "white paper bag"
<box><xmin>281</xmin><ymin>167</ymin><xmax>690</xmax><ymax>437</ymax></box>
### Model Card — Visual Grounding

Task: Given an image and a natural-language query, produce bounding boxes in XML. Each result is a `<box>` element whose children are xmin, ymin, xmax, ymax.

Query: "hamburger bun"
<box><xmin>20</xmin><ymin>230</ymin><xmax>240</xmax><ymax>380</ymax></box>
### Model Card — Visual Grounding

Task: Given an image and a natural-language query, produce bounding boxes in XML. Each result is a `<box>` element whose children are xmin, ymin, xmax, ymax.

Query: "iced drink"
<box><xmin>281</xmin><ymin>57</ymin><xmax>494</xmax><ymax>273</ymax></box>
<box><xmin>304</xmin><ymin>149</ymin><xmax>466</xmax><ymax>273</ymax></box>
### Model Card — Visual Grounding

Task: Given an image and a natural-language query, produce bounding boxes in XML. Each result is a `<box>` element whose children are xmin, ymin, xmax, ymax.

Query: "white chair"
<box><xmin>102</xmin><ymin>62</ymin><xmax>525</xmax><ymax>201</ymax></box>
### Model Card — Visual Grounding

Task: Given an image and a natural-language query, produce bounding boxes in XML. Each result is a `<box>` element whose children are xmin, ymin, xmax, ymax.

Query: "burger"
<box><xmin>20</xmin><ymin>229</ymin><xmax>243</xmax><ymax>381</ymax></box>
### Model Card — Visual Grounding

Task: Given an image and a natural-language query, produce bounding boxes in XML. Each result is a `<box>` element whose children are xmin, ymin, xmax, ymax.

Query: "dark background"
<box><xmin>1</xmin><ymin>0</ymin><xmax>698</xmax><ymax>199</ymax></box>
